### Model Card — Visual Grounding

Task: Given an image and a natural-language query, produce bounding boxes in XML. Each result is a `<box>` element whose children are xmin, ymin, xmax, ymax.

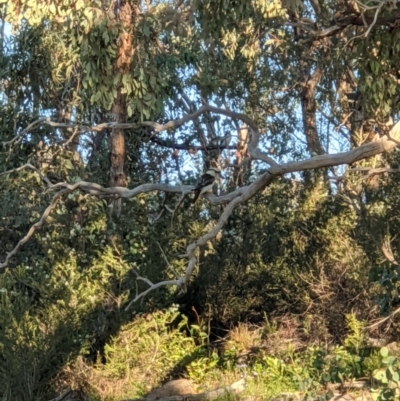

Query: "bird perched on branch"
<box><xmin>192</xmin><ymin>168</ymin><xmax>222</xmax><ymax>204</ymax></box>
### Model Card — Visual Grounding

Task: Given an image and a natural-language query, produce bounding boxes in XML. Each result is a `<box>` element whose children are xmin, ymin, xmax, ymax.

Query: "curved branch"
<box><xmin>49</xmin><ymin>181</ymin><xmax>194</xmax><ymax>197</ymax></box>
<box><xmin>182</xmin><ymin>171</ymin><xmax>274</xmax><ymax>284</ymax></box>
<box><xmin>276</xmin><ymin>126</ymin><xmax>400</xmax><ymax>174</ymax></box>
<box><xmin>0</xmin><ymin>163</ymin><xmax>53</xmax><ymax>187</ymax></box>
<box><xmin>0</xmin><ymin>188</ymin><xmax>71</xmax><ymax>269</ymax></box>
<box><xmin>148</xmin><ymin>135</ymin><xmax>237</xmax><ymax>151</ymax></box>
<box><xmin>1</xmin><ymin>104</ymin><xmax>257</xmax><ymax>143</ymax></box>
<box><xmin>247</xmin><ymin>128</ymin><xmax>280</xmax><ymax>169</ymax></box>
<box><xmin>3</xmin><ymin>117</ymin><xmax>400</xmax><ymax>307</ymax></box>
<box><xmin>287</xmin><ymin>13</ymin><xmax>400</xmax><ymax>42</ymax></box>
<box><xmin>47</xmin><ymin>180</ymin><xmax>250</xmax><ymax>205</ymax></box>
<box><xmin>125</xmin><ymin>279</ymin><xmax>183</xmax><ymax>309</ymax></box>
<box><xmin>1</xmin><ymin>118</ymin><xmax>47</xmax><ymax>146</ymax></box>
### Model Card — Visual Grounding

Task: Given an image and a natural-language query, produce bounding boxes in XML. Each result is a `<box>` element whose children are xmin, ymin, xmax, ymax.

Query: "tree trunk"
<box><xmin>109</xmin><ymin>0</ymin><xmax>135</xmax><ymax>216</ymax></box>
<box><xmin>110</xmin><ymin>90</ymin><xmax>127</xmax><ymax>216</ymax></box>
<box><xmin>301</xmin><ymin>66</ymin><xmax>324</xmax><ymax>156</ymax></box>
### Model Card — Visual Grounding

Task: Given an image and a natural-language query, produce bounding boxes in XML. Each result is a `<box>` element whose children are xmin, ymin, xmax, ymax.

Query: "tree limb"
<box><xmin>1</xmin><ymin>118</ymin><xmax>47</xmax><ymax>146</ymax></box>
<box><xmin>147</xmin><ymin>134</ymin><xmax>237</xmax><ymax>151</ymax></box>
<box><xmin>0</xmin><ymin>163</ymin><xmax>53</xmax><ymax>187</ymax></box>
<box><xmin>0</xmin><ymin>188</ymin><xmax>71</xmax><ymax>269</ymax></box>
<box><xmin>1</xmin><ymin>104</ymin><xmax>257</xmax><ymax>143</ymax></box>
<box><xmin>2</xmin><ymin>115</ymin><xmax>400</xmax><ymax>306</ymax></box>
<box><xmin>286</xmin><ymin>12</ymin><xmax>400</xmax><ymax>42</ymax></box>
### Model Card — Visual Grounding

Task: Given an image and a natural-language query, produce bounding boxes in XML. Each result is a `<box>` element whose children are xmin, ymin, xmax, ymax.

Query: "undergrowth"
<box><xmin>57</xmin><ymin>309</ymin><xmax>400</xmax><ymax>401</ymax></box>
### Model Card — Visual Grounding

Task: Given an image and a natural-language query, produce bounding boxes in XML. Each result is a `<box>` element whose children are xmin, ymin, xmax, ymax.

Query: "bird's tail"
<box><xmin>191</xmin><ymin>189</ymin><xmax>200</xmax><ymax>204</ymax></box>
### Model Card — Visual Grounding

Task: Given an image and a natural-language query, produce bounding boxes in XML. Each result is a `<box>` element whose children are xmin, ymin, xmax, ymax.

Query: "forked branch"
<box><xmin>2</xmin><ymin>109</ymin><xmax>400</xmax><ymax>306</ymax></box>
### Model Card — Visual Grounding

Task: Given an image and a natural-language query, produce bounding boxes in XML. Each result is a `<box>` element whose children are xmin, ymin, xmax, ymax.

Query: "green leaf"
<box><xmin>142</xmin><ymin>23</ymin><xmax>150</xmax><ymax>37</ymax></box>
<box><xmin>373</xmin><ymin>368</ymin><xmax>388</xmax><ymax>383</ymax></box>
<box><xmin>76</xmin><ymin>0</ymin><xmax>84</xmax><ymax>10</ymax></box>
<box><xmin>127</xmin><ymin>104</ymin><xmax>133</xmax><ymax>117</ymax></box>
<box><xmin>383</xmin><ymin>356</ymin><xmax>395</xmax><ymax>365</ymax></box>
<box><xmin>64</xmin><ymin>160</ymin><xmax>74</xmax><ymax>170</ymax></box>
<box><xmin>391</xmin><ymin>370</ymin><xmax>400</xmax><ymax>382</ymax></box>
<box><xmin>113</xmin><ymin>73</ymin><xmax>121</xmax><ymax>85</ymax></box>
<box><xmin>381</xmin><ymin>347</ymin><xmax>389</xmax><ymax>357</ymax></box>
<box><xmin>103</xmin><ymin>31</ymin><xmax>110</xmax><ymax>45</ymax></box>
<box><xmin>142</xmin><ymin>108</ymin><xmax>151</xmax><ymax>120</ymax></box>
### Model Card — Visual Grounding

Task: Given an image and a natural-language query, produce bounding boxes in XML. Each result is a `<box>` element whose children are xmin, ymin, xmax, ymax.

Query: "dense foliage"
<box><xmin>1</xmin><ymin>0</ymin><xmax>400</xmax><ymax>399</ymax></box>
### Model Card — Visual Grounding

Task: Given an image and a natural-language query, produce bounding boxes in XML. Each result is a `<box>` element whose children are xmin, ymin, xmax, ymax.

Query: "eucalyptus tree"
<box><xmin>1</xmin><ymin>0</ymin><xmax>400</xmax><ymax>304</ymax></box>
<box><xmin>2</xmin><ymin>0</ymin><xmax>400</xmax><ymax>398</ymax></box>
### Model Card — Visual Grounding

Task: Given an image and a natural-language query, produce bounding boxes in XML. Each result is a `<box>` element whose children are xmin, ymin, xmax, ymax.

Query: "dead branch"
<box><xmin>286</xmin><ymin>10</ymin><xmax>400</xmax><ymax>43</ymax></box>
<box><xmin>381</xmin><ymin>234</ymin><xmax>398</xmax><ymax>265</ymax></box>
<box><xmin>345</xmin><ymin>1</ymin><xmax>386</xmax><ymax>44</ymax></box>
<box><xmin>0</xmin><ymin>187</ymin><xmax>71</xmax><ymax>269</ymax></box>
<box><xmin>350</xmin><ymin>167</ymin><xmax>400</xmax><ymax>176</ymax></box>
<box><xmin>367</xmin><ymin>305</ymin><xmax>400</xmax><ymax>329</ymax></box>
<box><xmin>181</xmin><ymin>170</ymin><xmax>275</xmax><ymax>287</ymax></box>
<box><xmin>0</xmin><ymin>163</ymin><xmax>53</xmax><ymax>187</ymax></box>
<box><xmin>2</xmin><ymin>112</ymin><xmax>400</xmax><ymax>305</ymax></box>
<box><xmin>2</xmin><ymin>117</ymin><xmax>47</xmax><ymax>146</ymax></box>
<box><xmin>148</xmin><ymin>134</ymin><xmax>237</xmax><ymax>151</ymax></box>
<box><xmin>1</xmin><ymin>104</ymin><xmax>257</xmax><ymax>147</ymax></box>
<box><xmin>125</xmin><ymin>278</ymin><xmax>183</xmax><ymax>307</ymax></box>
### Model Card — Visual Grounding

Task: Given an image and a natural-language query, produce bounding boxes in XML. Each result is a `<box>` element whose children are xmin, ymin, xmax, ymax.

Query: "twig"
<box><xmin>367</xmin><ymin>305</ymin><xmax>400</xmax><ymax>329</ymax></box>
<box><xmin>350</xmin><ymin>167</ymin><xmax>400</xmax><ymax>175</ymax></box>
<box><xmin>0</xmin><ymin>163</ymin><xmax>53</xmax><ymax>187</ymax></box>
<box><xmin>2</xmin><ymin>117</ymin><xmax>47</xmax><ymax>146</ymax></box>
<box><xmin>345</xmin><ymin>2</ymin><xmax>385</xmax><ymax>46</ymax></box>
<box><xmin>125</xmin><ymin>279</ymin><xmax>183</xmax><ymax>309</ymax></box>
<box><xmin>169</xmin><ymin>192</ymin><xmax>186</xmax><ymax>227</ymax></box>
<box><xmin>157</xmin><ymin>241</ymin><xmax>179</xmax><ymax>279</ymax></box>
<box><xmin>0</xmin><ymin>188</ymin><xmax>71</xmax><ymax>269</ymax></box>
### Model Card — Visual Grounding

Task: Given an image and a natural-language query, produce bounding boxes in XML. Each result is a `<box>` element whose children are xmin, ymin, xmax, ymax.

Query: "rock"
<box><xmin>146</xmin><ymin>379</ymin><xmax>197</xmax><ymax>400</ymax></box>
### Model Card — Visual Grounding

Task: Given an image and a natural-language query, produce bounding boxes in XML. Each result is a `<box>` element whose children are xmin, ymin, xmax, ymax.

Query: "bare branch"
<box><xmin>381</xmin><ymin>235</ymin><xmax>398</xmax><ymax>265</ymax></box>
<box><xmin>46</xmin><ymin>180</ymin><xmax>248</xmax><ymax>205</ymax></box>
<box><xmin>3</xmin><ymin>116</ymin><xmax>400</xmax><ymax>306</ymax></box>
<box><xmin>273</xmin><ymin>120</ymin><xmax>400</xmax><ymax>174</ymax></box>
<box><xmin>182</xmin><ymin>171</ymin><xmax>275</xmax><ymax>284</ymax></box>
<box><xmin>130</xmin><ymin>120</ymin><xmax>400</xmax><ymax>302</ymax></box>
<box><xmin>125</xmin><ymin>278</ymin><xmax>183</xmax><ymax>309</ymax></box>
<box><xmin>0</xmin><ymin>188</ymin><xmax>71</xmax><ymax>269</ymax></box>
<box><xmin>0</xmin><ymin>163</ymin><xmax>53</xmax><ymax>187</ymax></box>
<box><xmin>345</xmin><ymin>1</ymin><xmax>386</xmax><ymax>45</ymax></box>
<box><xmin>2</xmin><ymin>105</ymin><xmax>257</xmax><ymax>143</ymax></box>
<box><xmin>367</xmin><ymin>305</ymin><xmax>400</xmax><ymax>329</ymax></box>
<box><xmin>287</xmin><ymin>11</ymin><xmax>400</xmax><ymax>43</ymax></box>
<box><xmin>1</xmin><ymin>118</ymin><xmax>47</xmax><ymax>146</ymax></box>
<box><xmin>247</xmin><ymin>128</ymin><xmax>280</xmax><ymax>169</ymax></box>
<box><xmin>148</xmin><ymin>135</ymin><xmax>237</xmax><ymax>151</ymax></box>
<box><xmin>157</xmin><ymin>241</ymin><xmax>179</xmax><ymax>279</ymax></box>
<box><xmin>350</xmin><ymin>167</ymin><xmax>400</xmax><ymax>176</ymax></box>
<box><xmin>49</xmin><ymin>181</ymin><xmax>194</xmax><ymax>198</ymax></box>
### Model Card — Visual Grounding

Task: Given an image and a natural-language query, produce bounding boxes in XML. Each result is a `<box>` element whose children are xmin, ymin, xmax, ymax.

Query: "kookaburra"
<box><xmin>192</xmin><ymin>168</ymin><xmax>221</xmax><ymax>204</ymax></box>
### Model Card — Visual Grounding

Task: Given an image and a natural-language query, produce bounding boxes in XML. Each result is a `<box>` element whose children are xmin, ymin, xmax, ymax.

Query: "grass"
<box><xmin>55</xmin><ymin>310</ymin><xmax>400</xmax><ymax>401</ymax></box>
